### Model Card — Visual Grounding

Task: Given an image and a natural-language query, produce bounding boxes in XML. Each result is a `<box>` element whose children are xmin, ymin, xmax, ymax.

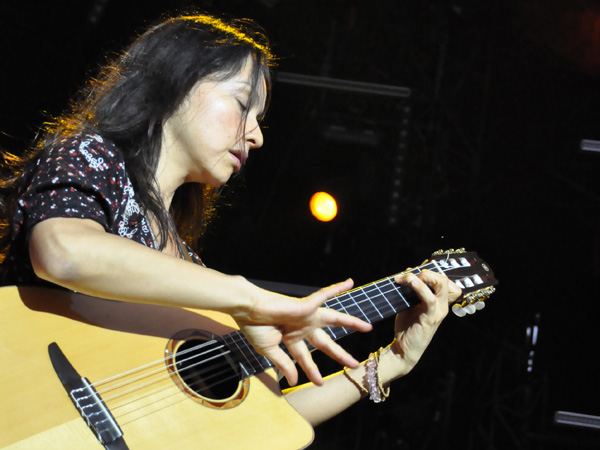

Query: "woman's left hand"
<box><xmin>391</xmin><ymin>270</ymin><xmax>462</xmax><ymax>375</ymax></box>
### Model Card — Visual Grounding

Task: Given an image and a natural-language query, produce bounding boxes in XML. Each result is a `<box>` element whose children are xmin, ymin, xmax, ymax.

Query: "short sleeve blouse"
<box><xmin>3</xmin><ymin>134</ymin><xmax>202</xmax><ymax>285</ymax></box>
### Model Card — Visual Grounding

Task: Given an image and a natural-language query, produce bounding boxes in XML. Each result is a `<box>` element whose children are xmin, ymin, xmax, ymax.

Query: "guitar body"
<box><xmin>0</xmin><ymin>286</ymin><xmax>314</xmax><ymax>449</ymax></box>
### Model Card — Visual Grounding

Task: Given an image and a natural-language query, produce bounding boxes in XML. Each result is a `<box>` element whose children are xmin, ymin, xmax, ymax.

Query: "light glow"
<box><xmin>310</xmin><ymin>192</ymin><xmax>338</xmax><ymax>222</ymax></box>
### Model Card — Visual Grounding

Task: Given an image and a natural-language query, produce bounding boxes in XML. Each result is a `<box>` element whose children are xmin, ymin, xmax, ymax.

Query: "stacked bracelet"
<box><xmin>343</xmin><ymin>346</ymin><xmax>390</xmax><ymax>403</ymax></box>
<box><xmin>366</xmin><ymin>348</ymin><xmax>390</xmax><ymax>403</ymax></box>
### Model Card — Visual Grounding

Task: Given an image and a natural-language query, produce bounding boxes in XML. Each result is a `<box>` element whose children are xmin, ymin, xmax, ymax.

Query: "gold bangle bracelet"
<box><xmin>342</xmin><ymin>366</ymin><xmax>369</xmax><ymax>396</ymax></box>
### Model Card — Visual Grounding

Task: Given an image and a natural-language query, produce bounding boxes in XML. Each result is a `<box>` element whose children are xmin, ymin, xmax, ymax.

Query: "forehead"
<box><xmin>181</xmin><ymin>57</ymin><xmax>268</xmax><ymax>112</ymax></box>
<box><xmin>219</xmin><ymin>59</ymin><xmax>268</xmax><ymax>107</ymax></box>
<box><xmin>228</xmin><ymin>58</ymin><xmax>267</xmax><ymax>93</ymax></box>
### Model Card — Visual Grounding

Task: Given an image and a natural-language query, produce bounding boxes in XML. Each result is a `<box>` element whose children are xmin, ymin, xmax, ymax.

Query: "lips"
<box><xmin>229</xmin><ymin>149</ymin><xmax>247</xmax><ymax>169</ymax></box>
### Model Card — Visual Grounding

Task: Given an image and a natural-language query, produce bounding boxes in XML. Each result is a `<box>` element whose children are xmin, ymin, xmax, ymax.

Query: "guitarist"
<box><xmin>0</xmin><ymin>13</ymin><xmax>461</xmax><ymax>429</ymax></box>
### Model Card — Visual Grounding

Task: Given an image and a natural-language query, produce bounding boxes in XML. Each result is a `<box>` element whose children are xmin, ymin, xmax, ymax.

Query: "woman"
<box><xmin>0</xmin><ymin>13</ymin><xmax>461</xmax><ymax>428</ymax></box>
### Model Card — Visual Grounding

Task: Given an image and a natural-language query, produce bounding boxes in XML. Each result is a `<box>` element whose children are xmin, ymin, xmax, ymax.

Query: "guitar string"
<box><xmin>100</xmin><ymin>346</ymin><xmax>231</xmax><ymax>404</ymax></box>
<box><xmin>91</xmin><ymin>338</ymin><xmax>225</xmax><ymax>392</ymax></box>
<box><xmin>106</xmin><ymin>279</ymin><xmax>401</xmax><ymax>423</ymax></box>
<box><xmin>98</xmin><ymin>280</ymin><xmax>397</xmax><ymax>407</ymax></box>
<box><xmin>109</xmin><ymin>275</ymin><xmax>408</xmax><ymax>419</ymax></box>
<box><xmin>83</xmin><ymin>260</ymin><xmax>472</xmax><ymax>419</ymax></box>
<box><xmin>101</xmin><ymin>284</ymin><xmax>440</xmax><ymax>423</ymax></box>
<box><xmin>90</xmin><ymin>282</ymin><xmax>406</xmax><ymax>419</ymax></box>
<box><xmin>93</xmin><ymin>272</ymin><xmax>415</xmax><ymax>393</ymax></box>
<box><xmin>204</xmin><ymin>273</ymin><xmax>427</xmax><ymax>365</ymax></box>
<box><xmin>109</xmin><ymin>360</ymin><xmax>239</xmax><ymax>423</ymax></box>
<box><xmin>149</xmin><ymin>257</ymin><xmax>466</xmax><ymax>387</ymax></box>
<box><xmin>95</xmin><ymin>264</ymin><xmax>444</xmax><ymax>411</ymax></box>
<box><xmin>89</xmin><ymin>266</ymin><xmax>431</xmax><ymax>411</ymax></box>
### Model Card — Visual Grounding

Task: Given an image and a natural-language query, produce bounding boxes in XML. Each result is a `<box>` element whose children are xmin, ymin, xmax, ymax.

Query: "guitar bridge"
<box><xmin>48</xmin><ymin>342</ymin><xmax>129</xmax><ymax>449</ymax></box>
<box><xmin>70</xmin><ymin>377</ymin><xmax>123</xmax><ymax>446</ymax></box>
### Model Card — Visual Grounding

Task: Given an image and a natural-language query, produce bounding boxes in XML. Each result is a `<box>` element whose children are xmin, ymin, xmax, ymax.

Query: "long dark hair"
<box><xmin>0</xmin><ymin>14</ymin><xmax>274</xmax><ymax>261</ymax></box>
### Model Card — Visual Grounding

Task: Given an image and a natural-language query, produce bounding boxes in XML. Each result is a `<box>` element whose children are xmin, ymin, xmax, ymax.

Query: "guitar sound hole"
<box><xmin>174</xmin><ymin>338</ymin><xmax>241</xmax><ymax>401</ymax></box>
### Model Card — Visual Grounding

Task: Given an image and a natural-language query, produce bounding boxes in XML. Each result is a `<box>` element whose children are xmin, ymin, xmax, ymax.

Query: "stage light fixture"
<box><xmin>310</xmin><ymin>191</ymin><xmax>338</xmax><ymax>222</ymax></box>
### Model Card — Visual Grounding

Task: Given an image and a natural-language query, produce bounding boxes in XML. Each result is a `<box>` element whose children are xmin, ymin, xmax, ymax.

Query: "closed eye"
<box><xmin>237</xmin><ymin>99</ymin><xmax>248</xmax><ymax>112</ymax></box>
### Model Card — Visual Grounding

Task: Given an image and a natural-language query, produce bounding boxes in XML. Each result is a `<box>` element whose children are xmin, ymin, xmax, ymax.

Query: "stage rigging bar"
<box><xmin>276</xmin><ymin>72</ymin><xmax>412</xmax><ymax>98</ymax></box>
<box><xmin>554</xmin><ymin>411</ymin><xmax>600</xmax><ymax>430</ymax></box>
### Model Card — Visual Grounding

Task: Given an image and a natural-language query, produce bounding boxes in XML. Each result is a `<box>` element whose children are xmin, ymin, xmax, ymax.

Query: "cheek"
<box><xmin>210</xmin><ymin>102</ymin><xmax>244</xmax><ymax>136</ymax></box>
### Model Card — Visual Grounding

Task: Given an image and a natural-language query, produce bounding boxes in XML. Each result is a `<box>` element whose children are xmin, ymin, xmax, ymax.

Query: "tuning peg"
<box><xmin>474</xmin><ymin>301</ymin><xmax>486</xmax><ymax>310</ymax></box>
<box><xmin>464</xmin><ymin>303</ymin><xmax>477</xmax><ymax>315</ymax></box>
<box><xmin>452</xmin><ymin>304</ymin><xmax>467</xmax><ymax>317</ymax></box>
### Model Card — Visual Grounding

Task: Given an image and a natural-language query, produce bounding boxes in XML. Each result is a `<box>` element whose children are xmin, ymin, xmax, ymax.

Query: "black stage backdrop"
<box><xmin>2</xmin><ymin>1</ymin><xmax>600</xmax><ymax>448</ymax></box>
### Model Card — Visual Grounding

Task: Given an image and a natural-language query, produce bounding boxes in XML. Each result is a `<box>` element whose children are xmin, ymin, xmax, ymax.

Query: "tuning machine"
<box><xmin>451</xmin><ymin>286</ymin><xmax>496</xmax><ymax>317</ymax></box>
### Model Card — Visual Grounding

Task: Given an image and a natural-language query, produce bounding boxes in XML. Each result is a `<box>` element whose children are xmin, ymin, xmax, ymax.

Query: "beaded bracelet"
<box><xmin>343</xmin><ymin>347</ymin><xmax>390</xmax><ymax>403</ymax></box>
<box><xmin>366</xmin><ymin>348</ymin><xmax>390</xmax><ymax>403</ymax></box>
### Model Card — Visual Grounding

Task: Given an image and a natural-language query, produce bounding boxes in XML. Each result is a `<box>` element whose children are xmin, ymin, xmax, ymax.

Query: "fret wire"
<box><xmin>327</xmin><ymin>277</ymin><xmax>410</xmax><ymax>321</ymax></box>
<box><xmin>235</xmin><ymin>331</ymin><xmax>264</xmax><ymax>370</ymax></box>
<box><xmin>361</xmin><ymin>284</ymin><xmax>385</xmax><ymax>320</ymax></box>
<box><xmin>321</xmin><ymin>294</ymin><xmax>352</xmax><ymax>339</ymax></box>
<box><xmin>380</xmin><ymin>277</ymin><xmax>409</xmax><ymax>311</ymax></box>
<box><xmin>372</xmin><ymin>280</ymin><xmax>398</xmax><ymax>312</ymax></box>
<box><xmin>351</xmin><ymin>290</ymin><xmax>377</xmax><ymax>319</ymax></box>
<box><xmin>360</xmin><ymin>278</ymin><xmax>402</xmax><ymax>315</ymax></box>
<box><xmin>327</xmin><ymin>293</ymin><xmax>351</xmax><ymax>316</ymax></box>
<box><xmin>339</xmin><ymin>291</ymin><xmax>370</xmax><ymax>323</ymax></box>
<box><xmin>223</xmin><ymin>333</ymin><xmax>257</xmax><ymax>377</ymax></box>
<box><xmin>430</xmin><ymin>260</ymin><xmax>444</xmax><ymax>275</ymax></box>
<box><xmin>221</xmin><ymin>261</ymin><xmax>452</xmax><ymax>374</ymax></box>
<box><xmin>229</xmin><ymin>331</ymin><xmax>274</xmax><ymax>372</ymax></box>
<box><xmin>321</xmin><ymin>280</ymin><xmax>410</xmax><ymax>341</ymax></box>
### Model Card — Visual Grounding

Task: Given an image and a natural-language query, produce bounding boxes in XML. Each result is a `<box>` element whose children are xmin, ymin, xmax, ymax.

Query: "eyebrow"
<box><xmin>233</xmin><ymin>81</ymin><xmax>267</xmax><ymax>115</ymax></box>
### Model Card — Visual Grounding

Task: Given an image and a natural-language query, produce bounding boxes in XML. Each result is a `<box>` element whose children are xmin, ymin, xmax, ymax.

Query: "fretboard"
<box><xmin>221</xmin><ymin>261</ymin><xmax>443</xmax><ymax>377</ymax></box>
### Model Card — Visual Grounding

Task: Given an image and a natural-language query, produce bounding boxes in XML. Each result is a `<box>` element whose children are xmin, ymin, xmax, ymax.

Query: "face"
<box><xmin>161</xmin><ymin>57</ymin><xmax>266</xmax><ymax>187</ymax></box>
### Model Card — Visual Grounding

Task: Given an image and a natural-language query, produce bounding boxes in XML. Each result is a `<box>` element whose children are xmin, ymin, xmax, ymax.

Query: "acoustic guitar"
<box><xmin>0</xmin><ymin>249</ymin><xmax>497</xmax><ymax>449</ymax></box>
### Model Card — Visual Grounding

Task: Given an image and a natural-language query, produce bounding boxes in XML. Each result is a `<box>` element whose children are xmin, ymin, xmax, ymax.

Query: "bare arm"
<box><xmin>29</xmin><ymin>217</ymin><xmax>372</xmax><ymax>386</ymax></box>
<box><xmin>284</xmin><ymin>342</ymin><xmax>405</xmax><ymax>426</ymax></box>
<box><xmin>30</xmin><ymin>217</ymin><xmax>258</xmax><ymax>310</ymax></box>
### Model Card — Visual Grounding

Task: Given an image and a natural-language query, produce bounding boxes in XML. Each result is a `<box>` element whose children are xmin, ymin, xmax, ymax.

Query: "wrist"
<box><xmin>342</xmin><ymin>342</ymin><xmax>408</xmax><ymax>403</ymax></box>
<box><xmin>223</xmin><ymin>274</ymin><xmax>260</xmax><ymax>316</ymax></box>
<box><xmin>191</xmin><ymin>269</ymin><xmax>258</xmax><ymax>316</ymax></box>
<box><xmin>381</xmin><ymin>340</ymin><xmax>411</xmax><ymax>383</ymax></box>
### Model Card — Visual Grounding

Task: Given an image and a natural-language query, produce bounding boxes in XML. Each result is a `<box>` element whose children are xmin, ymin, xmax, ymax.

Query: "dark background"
<box><xmin>2</xmin><ymin>1</ymin><xmax>600</xmax><ymax>448</ymax></box>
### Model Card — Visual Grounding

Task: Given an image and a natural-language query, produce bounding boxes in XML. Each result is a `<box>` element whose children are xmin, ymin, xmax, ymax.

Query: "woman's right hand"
<box><xmin>232</xmin><ymin>279</ymin><xmax>373</xmax><ymax>387</ymax></box>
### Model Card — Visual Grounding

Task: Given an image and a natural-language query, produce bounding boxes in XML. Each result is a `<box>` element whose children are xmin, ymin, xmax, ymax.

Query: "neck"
<box><xmin>156</xmin><ymin>141</ymin><xmax>188</xmax><ymax>211</ymax></box>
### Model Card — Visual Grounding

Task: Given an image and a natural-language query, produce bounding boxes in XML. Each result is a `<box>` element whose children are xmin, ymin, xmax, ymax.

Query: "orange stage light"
<box><xmin>309</xmin><ymin>191</ymin><xmax>338</xmax><ymax>222</ymax></box>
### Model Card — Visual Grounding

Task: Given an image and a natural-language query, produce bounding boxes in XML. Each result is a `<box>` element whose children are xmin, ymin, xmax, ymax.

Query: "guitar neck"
<box><xmin>319</xmin><ymin>262</ymin><xmax>439</xmax><ymax>340</ymax></box>
<box><xmin>218</xmin><ymin>249</ymin><xmax>498</xmax><ymax>378</ymax></box>
<box><xmin>223</xmin><ymin>262</ymin><xmax>443</xmax><ymax>377</ymax></box>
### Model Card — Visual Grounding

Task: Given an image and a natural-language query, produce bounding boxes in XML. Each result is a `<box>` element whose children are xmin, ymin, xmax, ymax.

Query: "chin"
<box><xmin>186</xmin><ymin>171</ymin><xmax>231</xmax><ymax>186</ymax></box>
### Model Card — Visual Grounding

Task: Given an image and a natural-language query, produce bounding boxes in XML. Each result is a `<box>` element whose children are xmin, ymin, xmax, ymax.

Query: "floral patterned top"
<box><xmin>2</xmin><ymin>134</ymin><xmax>201</xmax><ymax>285</ymax></box>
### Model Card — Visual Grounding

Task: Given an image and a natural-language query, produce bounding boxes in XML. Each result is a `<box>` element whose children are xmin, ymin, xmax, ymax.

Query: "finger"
<box><xmin>253</xmin><ymin>280</ymin><xmax>354</xmax><ymax>323</ymax></box>
<box><xmin>447</xmin><ymin>280</ymin><xmax>463</xmax><ymax>303</ymax></box>
<box><xmin>395</xmin><ymin>272</ymin><xmax>441</xmax><ymax>315</ymax></box>
<box><xmin>261</xmin><ymin>344</ymin><xmax>300</xmax><ymax>386</ymax></box>
<box><xmin>415</xmin><ymin>270</ymin><xmax>462</xmax><ymax>304</ymax></box>
<box><xmin>307</xmin><ymin>328</ymin><xmax>361</xmax><ymax>369</ymax></box>
<box><xmin>318</xmin><ymin>308</ymin><xmax>373</xmax><ymax>333</ymax></box>
<box><xmin>420</xmin><ymin>271</ymin><xmax>447</xmax><ymax>293</ymax></box>
<box><xmin>305</xmin><ymin>278</ymin><xmax>355</xmax><ymax>308</ymax></box>
<box><xmin>285</xmin><ymin>339</ymin><xmax>323</xmax><ymax>386</ymax></box>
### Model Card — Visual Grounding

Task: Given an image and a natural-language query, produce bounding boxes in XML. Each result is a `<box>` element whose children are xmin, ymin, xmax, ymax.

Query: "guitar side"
<box><xmin>0</xmin><ymin>286</ymin><xmax>314</xmax><ymax>450</ymax></box>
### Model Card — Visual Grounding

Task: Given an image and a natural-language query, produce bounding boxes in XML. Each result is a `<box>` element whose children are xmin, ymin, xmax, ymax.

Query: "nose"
<box><xmin>246</xmin><ymin>121</ymin><xmax>264</xmax><ymax>150</ymax></box>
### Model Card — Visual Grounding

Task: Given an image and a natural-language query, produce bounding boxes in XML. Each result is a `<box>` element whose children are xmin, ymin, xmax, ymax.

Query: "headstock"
<box><xmin>429</xmin><ymin>249</ymin><xmax>498</xmax><ymax>317</ymax></box>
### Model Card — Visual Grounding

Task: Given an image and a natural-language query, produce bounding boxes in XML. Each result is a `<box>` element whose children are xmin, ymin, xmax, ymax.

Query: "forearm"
<box><xmin>284</xmin><ymin>342</ymin><xmax>407</xmax><ymax>426</ymax></box>
<box><xmin>27</xmin><ymin>218</ymin><xmax>375</xmax><ymax>388</ymax></box>
<box><xmin>29</xmin><ymin>218</ymin><xmax>261</xmax><ymax>313</ymax></box>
